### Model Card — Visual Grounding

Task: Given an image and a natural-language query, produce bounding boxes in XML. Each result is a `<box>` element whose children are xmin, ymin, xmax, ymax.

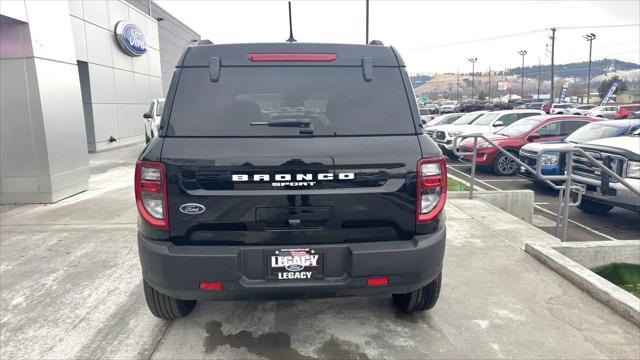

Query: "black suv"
<box><xmin>136</xmin><ymin>42</ymin><xmax>447</xmax><ymax>319</ymax></box>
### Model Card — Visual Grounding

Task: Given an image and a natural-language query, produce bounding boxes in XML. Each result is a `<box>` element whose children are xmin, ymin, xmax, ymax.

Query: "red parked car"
<box><xmin>615</xmin><ymin>104</ymin><xmax>640</xmax><ymax>119</ymax></box>
<box><xmin>458</xmin><ymin>115</ymin><xmax>601</xmax><ymax>176</ymax></box>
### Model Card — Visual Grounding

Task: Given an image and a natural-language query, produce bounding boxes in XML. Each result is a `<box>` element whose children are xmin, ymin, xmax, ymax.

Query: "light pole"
<box><xmin>468</xmin><ymin>58</ymin><xmax>477</xmax><ymax>100</ymax></box>
<box><xmin>583</xmin><ymin>33</ymin><xmax>596</xmax><ymax>104</ymax></box>
<box><xmin>517</xmin><ymin>50</ymin><xmax>527</xmax><ymax>98</ymax></box>
<box><xmin>549</xmin><ymin>28</ymin><xmax>556</xmax><ymax>104</ymax></box>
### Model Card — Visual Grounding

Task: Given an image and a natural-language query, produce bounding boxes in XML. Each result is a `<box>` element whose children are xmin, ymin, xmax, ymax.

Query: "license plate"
<box><xmin>268</xmin><ymin>248</ymin><xmax>324</xmax><ymax>280</ymax></box>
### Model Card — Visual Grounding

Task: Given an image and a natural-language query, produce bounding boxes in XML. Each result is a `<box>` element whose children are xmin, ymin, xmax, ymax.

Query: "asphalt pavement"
<box><xmin>446</xmin><ymin>157</ymin><xmax>640</xmax><ymax>242</ymax></box>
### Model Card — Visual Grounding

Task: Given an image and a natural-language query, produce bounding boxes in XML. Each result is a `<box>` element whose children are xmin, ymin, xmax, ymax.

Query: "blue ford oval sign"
<box><xmin>115</xmin><ymin>21</ymin><xmax>147</xmax><ymax>57</ymax></box>
<box><xmin>179</xmin><ymin>203</ymin><xmax>206</xmax><ymax>215</ymax></box>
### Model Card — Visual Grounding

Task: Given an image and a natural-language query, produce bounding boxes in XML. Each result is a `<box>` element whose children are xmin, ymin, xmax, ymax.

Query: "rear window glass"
<box><xmin>167</xmin><ymin>67</ymin><xmax>415</xmax><ymax>136</ymax></box>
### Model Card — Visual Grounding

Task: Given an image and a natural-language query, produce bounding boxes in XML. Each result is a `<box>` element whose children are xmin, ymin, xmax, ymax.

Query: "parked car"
<box><xmin>424</xmin><ymin>113</ymin><xmax>464</xmax><ymax>128</ymax></box>
<box><xmin>550</xmin><ymin>103</ymin><xmax>575</xmax><ymax>114</ymax></box>
<box><xmin>458</xmin><ymin>115</ymin><xmax>600</xmax><ymax>176</ymax></box>
<box><xmin>542</xmin><ymin>102</ymin><xmax>551</xmax><ymax>114</ymax></box>
<box><xmin>515</xmin><ymin>102</ymin><xmax>544</xmax><ymax>110</ymax></box>
<box><xmin>572</xmin><ymin>129</ymin><xmax>640</xmax><ymax>214</ymax></box>
<box><xmin>428</xmin><ymin>110</ymin><xmax>488</xmax><ymax>156</ymax></box>
<box><xmin>136</xmin><ymin>42</ymin><xmax>447</xmax><ymax>319</ymax></box>
<box><xmin>615</xmin><ymin>104</ymin><xmax>640</xmax><ymax>119</ymax></box>
<box><xmin>439</xmin><ymin>101</ymin><xmax>458</xmax><ymax>113</ymax></box>
<box><xmin>143</xmin><ymin>98</ymin><xmax>165</xmax><ymax>143</ymax></box>
<box><xmin>423</xmin><ymin>103</ymin><xmax>440</xmax><ymax>115</ymax></box>
<box><xmin>419</xmin><ymin>108</ymin><xmax>435</xmax><ymax>125</ymax></box>
<box><xmin>586</xmin><ymin>105</ymin><xmax>619</xmax><ymax>119</ymax></box>
<box><xmin>566</xmin><ymin>104</ymin><xmax>597</xmax><ymax>115</ymax></box>
<box><xmin>518</xmin><ymin>119</ymin><xmax>639</xmax><ymax>183</ymax></box>
<box><xmin>459</xmin><ymin>101</ymin><xmax>487</xmax><ymax>112</ymax></box>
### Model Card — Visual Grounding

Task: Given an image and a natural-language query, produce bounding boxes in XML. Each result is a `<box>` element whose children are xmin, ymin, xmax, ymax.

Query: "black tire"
<box><xmin>143</xmin><ymin>280</ymin><xmax>196</xmax><ymax>320</ymax></box>
<box><xmin>393</xmin><ymin>272</ymin><xmax>442</xmax><ymax>313</ymax></box>
<box><xmin>492</xmin><ymin>151</ymin><xmax>518</xmax><ymax>176</ymax></box>
<box><xmin>577</xmin><ymin>198</ymin><xmax>613</xmax><ymax>215</ymax></box>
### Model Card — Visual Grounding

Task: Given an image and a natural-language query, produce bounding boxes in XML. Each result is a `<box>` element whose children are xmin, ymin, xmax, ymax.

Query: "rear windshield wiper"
<box><xmin>250</xmin><ymin>119</ymin><xmax>314</xmax><ymax>134</ymax></box>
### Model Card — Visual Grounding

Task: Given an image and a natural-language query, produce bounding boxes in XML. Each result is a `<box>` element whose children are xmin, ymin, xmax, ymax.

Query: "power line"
<box><xmin>555</xmin><ymin>24</ymin><xmax>640</xmax><ymax>30</ymax></box>
<box><xmin>405</xmin><ymin>24</ymin><xmax>640</xmax><ymax>51</ymax></box>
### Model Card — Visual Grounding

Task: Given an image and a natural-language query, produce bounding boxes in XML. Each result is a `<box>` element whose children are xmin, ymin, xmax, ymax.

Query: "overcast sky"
<box><xmin>155</xmin><ymin>0</ymin><xmax>640</xmax><ymax>74</ymax></box>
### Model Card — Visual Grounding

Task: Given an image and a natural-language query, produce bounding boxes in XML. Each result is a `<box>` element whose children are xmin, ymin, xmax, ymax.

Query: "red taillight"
<box><xmin>247</xmin><ymin>53</ymin><xmax>337</xmax><ymax>62</ymax></box>
<box><xmin>367</xmin><ymin>277</ymin><xmax>389</xmax><ymax>287</ymax></box>
<box><xmin>416</xmin><ymin>157</ymin><xmax>447</xmax><ymax>223</ymax></box>
<box><xmin>200</xmin><ymin>282</ymin><xmax>223</xmax><ymax>291</ymax></box>
<box><xmin>135</xmin><ymin>161</ymin><xmax>168</xmax><ymax>230</ymax></box>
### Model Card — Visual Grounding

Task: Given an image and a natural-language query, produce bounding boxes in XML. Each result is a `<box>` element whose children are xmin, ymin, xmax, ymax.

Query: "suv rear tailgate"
<box><xmin>162</xmin><ymin>136</ymin><xmax>420</xmax><ymax>245</ymax></box>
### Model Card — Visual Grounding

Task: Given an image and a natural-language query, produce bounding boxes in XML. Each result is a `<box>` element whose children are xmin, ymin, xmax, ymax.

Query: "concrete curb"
<box><xmin>525</xmin><ymin>241</ymin><xmax>640</xmax><ymax>326</ymax></box>
<box><xmin>449</xmin><ymin>190</ymin><xmax>535</xmax><ymax>223</ymax></box>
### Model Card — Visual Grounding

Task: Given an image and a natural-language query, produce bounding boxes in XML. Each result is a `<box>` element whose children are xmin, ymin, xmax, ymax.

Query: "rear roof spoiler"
<box><xmin>177</xmin><ymin>43</ymin><xmax>404</xmax><ymax>67</ymax></box>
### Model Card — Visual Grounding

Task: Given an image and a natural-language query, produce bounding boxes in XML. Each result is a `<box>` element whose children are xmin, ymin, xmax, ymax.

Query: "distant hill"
<box><xmin>506</xmin><ymin>58</ymin><xmax>639</xmax><ymax>81</ymax></box>
<box><xmin>410</xmin><ymin>58</ymin><xmax>639</xmax><ymax>98</ymax></box>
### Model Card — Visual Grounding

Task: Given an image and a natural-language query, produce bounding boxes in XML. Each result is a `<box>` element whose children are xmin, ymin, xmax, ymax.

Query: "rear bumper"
<box><xmin>138</xmin><ymin>225</ymin><xmax>446</xmax><ymax>300</ymax></box>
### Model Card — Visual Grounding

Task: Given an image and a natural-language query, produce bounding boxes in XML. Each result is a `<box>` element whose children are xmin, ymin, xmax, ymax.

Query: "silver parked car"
<box><xmin>585</xmin><ymin>105</ymin><xmax>619</xmax><ymax>119</ymax></box>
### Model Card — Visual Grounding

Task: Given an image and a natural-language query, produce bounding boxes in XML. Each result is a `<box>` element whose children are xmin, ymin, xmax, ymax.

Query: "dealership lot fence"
<box><xmin>453</xmin><ymin>134</ymin><xmax>640</xmax><ymax>242</ymax></box>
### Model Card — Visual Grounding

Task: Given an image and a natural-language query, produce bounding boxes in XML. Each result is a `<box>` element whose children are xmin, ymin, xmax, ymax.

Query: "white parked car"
<box><xmin>585</xmin><ymin>105</ymin><xmax>619</xmax><ymax>119</ymax></box>
<box><xmin>439</xmin><ymin>101</ymin><xmax>458</xmax><ymax>113</ymax></box>
<box><xmin>143</xmin><ymin>98</ymin><xmax>165</xmax><ymax>143</ymax></box>
<box><xmin>431</xmin><ymin>109</ymin><xmax>544</xmax><ymax>156</ymax></box>
<box><xmin>566</xmin><ymin>104</ymin><xmax>597</xmax><ymax>115</ymax></box>
<box><xmin>428</xmin><ymin>110</ymin><xmax>488</xmax><ymax>155</ymax></box>
<box><xmin>550</xmin><ymin>103</ymin><xmax>575</xmax><ymax>114</ymax></box>
<box><xmin>573</xmin><ymin>129</ymin><xmax>640</xmax><ymax>214</ymax></box>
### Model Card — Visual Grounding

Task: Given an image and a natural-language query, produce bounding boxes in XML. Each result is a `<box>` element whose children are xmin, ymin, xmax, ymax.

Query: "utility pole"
<box><xmin>488</xmin><ymin>66</ymin><xmax>491</xmax><ymax>100</ymax></box>
<box><xmin>537</xmin><ymin>58</ymin><xmax>541</xmax><ymax>100</ymax></box>
<box><xmin>365</xmin><ymin>0</ymin><xmax>369</xmax><ymax>44</ymax></box>
<box><xmin>518</xmin><ymin>50</ymin><xmax>527</xmax><ymax>98</ymax></box>
<box><xmin>468</xmin><ymin>58</ymin><xmax>477</xmax><ymax>100</ymax></box>
<box><xmin>549</xmin><ymin>28</ymin><xmax>556</xmax><ymax>104</ymax></box>
<box><xmin>456</xmin><ymin>70</ymin><xmax>460</xmax><ymax>102</ymax></box>
<box><xmin>584</xmin><ymin>33</ymin><xmax>596</xmax><ymax>104</ymax></box>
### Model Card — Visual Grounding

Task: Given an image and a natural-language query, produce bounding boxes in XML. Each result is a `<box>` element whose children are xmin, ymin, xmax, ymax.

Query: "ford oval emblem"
<box><xmin>179</xmin><ymin>203</ymin><xmax>206</xmax><ymax>215</ymax></box>
<box><xmin>285</xmin><ymin>264</ymin><xmax>305</xmax><ymax>272</ymax></box>
<box><xmin>114</xmin><ymin>21</ymin><xmax>147</xmax><ymax>57</ymax></box>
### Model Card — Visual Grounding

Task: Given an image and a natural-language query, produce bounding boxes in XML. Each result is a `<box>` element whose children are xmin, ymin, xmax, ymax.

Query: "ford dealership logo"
<box><xmin>285</xmin><ymin>264</ymin><xmax>305</xmax><ymax>272</ymax></box>
<box><xmin>179</xmin><ymin>203</ymin><xmax>206</xmax><ymax>215</ymax></box>
<box><xmin>115</xmin><ymin>21</ymin><xmax>146</xmax><ymax>57</ymax></box>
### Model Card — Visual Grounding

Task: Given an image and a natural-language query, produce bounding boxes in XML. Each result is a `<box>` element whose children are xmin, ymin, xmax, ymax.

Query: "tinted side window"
<box><xmin>168</xmin><ymin>67</ymin><xmax>415</xmax><ymax>137</ymax></box>
<box><xmin>561</xmin><ymin>121</ymin><xmax>589</xmax><ymax>135</ymax></box>
<box><xmin>517</xmin><ymin>112</ymin><xmax>539</xmax><ymax>120</ymax></box>
<box><xmin>500</xmin><ymin>114</ymin><xmax>519</xmax><ymax>126</ymax></box>
<box><xmin>535</xmin><ymin>122</ymin><xmax>562</xmax><ymax>137</ymax></box>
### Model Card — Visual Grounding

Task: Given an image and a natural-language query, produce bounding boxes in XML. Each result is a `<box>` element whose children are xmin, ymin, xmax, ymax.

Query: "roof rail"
<box><xmin>197</xmin><ymin>39</ymin><xmax>213</xmax><ymax>46</ymax></box>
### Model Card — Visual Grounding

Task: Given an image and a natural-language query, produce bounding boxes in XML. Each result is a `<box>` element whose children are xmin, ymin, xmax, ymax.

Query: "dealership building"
<box><xmin>0</xmin><ymin>0</ymin><xmax>200</xmax><ymax>204</ymax></box>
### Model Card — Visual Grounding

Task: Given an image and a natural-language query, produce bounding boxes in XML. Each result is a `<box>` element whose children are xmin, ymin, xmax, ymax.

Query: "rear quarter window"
<box><xmin>166</xmin><ymin>67</ymin><xmax>416</xmax><ymax>137</ymax></box>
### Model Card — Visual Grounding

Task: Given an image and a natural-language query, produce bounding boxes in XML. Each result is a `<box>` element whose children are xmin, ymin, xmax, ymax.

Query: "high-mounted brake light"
<box><xmin>135</xmin><ymin>161</ymin><xmax>168</xmax><ymax>229</ymax></box>
<box><xmin>247</xmin><ymin>53</ymin><xmax>336</xmax><ymax>62</ymax></box>
<box><xmin>416</xmin><ymin>157</ymin><xmax>447</xmax><ymax>223</ymax></box>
